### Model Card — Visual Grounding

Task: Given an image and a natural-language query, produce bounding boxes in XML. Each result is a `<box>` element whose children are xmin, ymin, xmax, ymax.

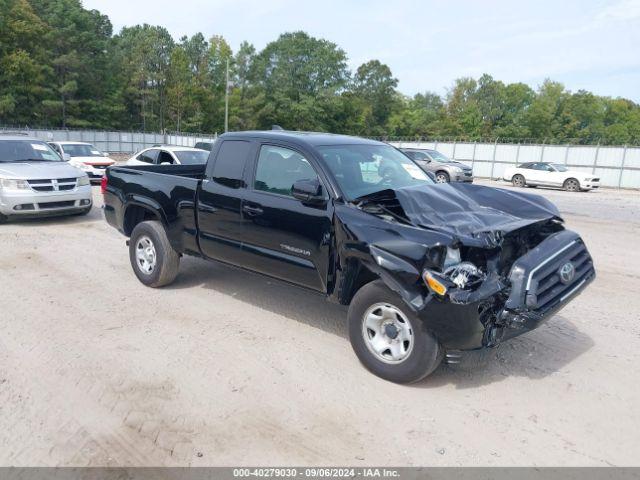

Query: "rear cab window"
<box><xmin>209</xmin><ymin>140</ymin><xmax>252</xmax><ymax>188</ymax></box>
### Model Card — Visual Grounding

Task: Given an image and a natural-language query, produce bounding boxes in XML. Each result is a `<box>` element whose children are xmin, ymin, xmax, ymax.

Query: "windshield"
<box><xmin>428</xmin><ymin>150</ymin><xmax>450</xmax><ymax>163</ymax></box>
<box><xmin>551</xmin><ymin>163</ymin><xmax>569</xmax><ymax>172</ymax></box>
<box><xmin>0</xmin><ymin>140</ymin><xmax>63</xmax><ymax>162</ymax></box>
<box><xmin>63</xmin><ymin>143</ymin><xmax>103</xmax><ymax>157</ymax></box>
<box><xmin>317</xmin><ymin>144</ymin><xmax>434</xmax><ymax>201</ymax></box>
<box><xmin>174</xmin><ymin>150</ymin><xmax>209</xmax><ymax>165</ymax></box>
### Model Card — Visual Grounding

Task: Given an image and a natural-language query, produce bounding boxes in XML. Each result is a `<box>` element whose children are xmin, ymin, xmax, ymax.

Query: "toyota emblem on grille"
<box><xmin>559</xmin><ymin>262</ymin><xmax>576</xmax><ymax>284</ymax></box>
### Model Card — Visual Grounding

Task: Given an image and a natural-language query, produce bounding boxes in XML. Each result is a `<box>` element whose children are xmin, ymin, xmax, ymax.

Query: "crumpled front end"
<box><xmin>410</xmin><ymin>228</ymin><xmax>595</xmax><ymax>350</ymax></box>
<box><xmin>335</xmin><ymin>184</ymin><xmax>596</xmax><ymax>351</ymax></box>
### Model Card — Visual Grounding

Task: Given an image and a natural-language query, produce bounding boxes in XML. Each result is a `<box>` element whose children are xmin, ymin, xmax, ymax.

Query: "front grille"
<box><xmin>527</xmin><ymin>239</ymin><xmax>594</xmax><ymax>314</ymax></box>
<box><xmin>27</xmin><ymin>178</ymin><xmax>77</xmax><ymax>192</ymax></box>
<box><xmin>37</xmin><ymin>200</ymin><xmax>76</xmax><ymax>209</ymax></box>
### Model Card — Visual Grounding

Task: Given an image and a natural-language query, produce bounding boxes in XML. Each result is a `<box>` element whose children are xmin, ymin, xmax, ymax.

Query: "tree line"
<box><xmin>1</xmin><ymin>0</ymin><xmax>639</xmax><ymax>145</ymax></box>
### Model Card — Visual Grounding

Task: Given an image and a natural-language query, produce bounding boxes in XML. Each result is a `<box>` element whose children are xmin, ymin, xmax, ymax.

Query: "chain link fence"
<box><xmin>2</xmin><ymin>127</ymin><xmax>639</xmax><ymax>188</ymax></box>
<box><xmin>0</xmin><ymin>127</ymin><xmax>218</xmax><ymax>155</ymax></box>
<box><xmin>389</xmin><ymin>140</ymin><xmax>640</xmax><ymax>189</ymax></box>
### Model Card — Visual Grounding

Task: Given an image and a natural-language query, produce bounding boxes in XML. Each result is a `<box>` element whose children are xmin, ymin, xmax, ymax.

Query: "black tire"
<box><xmin>563</xmin><ymin>178</ymin><xmax>580</xmax><ymax>192</ymax></box>
<box><xmin>512</xmin><ymin>174</ymin><xmax>526</xmax><ymax>187</ymax></box>
<box><xmin>0</xmin><ymin>213</ymin><xmax>7</xmax><ymax>224</ymax></box>
<box><xmin>434</xmin><ymin>171</ymin><xmax>450</xmax><ymax>183</ymax></box>
<box><xmin>129</xmin><ymin>220</ymin><xmax>180</xmax><ymax>287</ymax></box>
<box><xmin>348</xmin><ymin>280</ymin><xmax>443</xmax><ymax>383</ymax></box>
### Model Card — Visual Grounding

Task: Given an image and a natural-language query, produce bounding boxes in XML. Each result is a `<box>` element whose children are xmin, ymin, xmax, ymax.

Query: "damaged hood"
<box><xmin>358</xmin><ymin>183</ymin><xmax>562</xmax><ymax>247</ymax></box>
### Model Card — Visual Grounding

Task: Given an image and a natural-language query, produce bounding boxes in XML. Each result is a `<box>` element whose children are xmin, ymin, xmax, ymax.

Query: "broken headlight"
<box><xmin>444</xmin><ymin>262</ymin><xmax>486</xmax><ymax>289</ymax></box>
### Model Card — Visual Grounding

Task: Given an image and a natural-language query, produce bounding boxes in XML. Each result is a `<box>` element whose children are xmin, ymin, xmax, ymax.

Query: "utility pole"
<box><xmin>224</xmin><ymin>57</ymin><xmax>229</xmax><ymax>133</ymax></box>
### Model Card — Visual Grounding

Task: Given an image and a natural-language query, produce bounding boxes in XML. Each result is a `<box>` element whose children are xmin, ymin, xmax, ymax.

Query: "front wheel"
<box><xmin>435</xmin><ymin>171</ymin><xmax>450</xmax><ymax>183</ymax></box>
<box><xmin>563</xmin><ymin>178</ymin><xmax>580</xmax><ymax>192</ymax></box>
<box><xmin>129</xmin><ymin>220</ymin><xmax>180</xmax><ymax>287</ymax></box>
<box><xmin>348</xmin><ymin>281</ymin><xmax>443</xmax><ymax>383</ymax></box>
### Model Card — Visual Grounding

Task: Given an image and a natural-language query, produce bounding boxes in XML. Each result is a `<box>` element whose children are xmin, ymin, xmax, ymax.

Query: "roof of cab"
<box><xmin>218</xmin><ymin>130</ymin><xmax>385</xmax><ymax>148</ymax></box>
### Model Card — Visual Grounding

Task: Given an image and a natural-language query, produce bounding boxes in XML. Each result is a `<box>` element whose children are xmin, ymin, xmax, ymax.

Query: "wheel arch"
<box><xmin>563</xmin><ymin>177</ymin><xmax>580</xmax><ymax>188</ymax></box>
<box><xmin>123</xmin><ymin>200</ymin><xmax>167</xmax><ymax>236</ymax></box>
<box><xmin>336</xmin><ymin>247</ymin><xmax>424</xmax><ymax>312</ymax></box>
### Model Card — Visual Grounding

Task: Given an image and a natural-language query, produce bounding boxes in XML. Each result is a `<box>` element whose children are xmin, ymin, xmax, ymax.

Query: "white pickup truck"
<box><xmin>0</xmin><ymin>134</ymin><xmax>93</xmax><ymax>222</ymax></box>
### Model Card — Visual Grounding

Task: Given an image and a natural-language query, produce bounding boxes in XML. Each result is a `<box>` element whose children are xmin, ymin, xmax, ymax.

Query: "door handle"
<box><xmin>242</xmin><ymin>204</ymin><xmax>263</xmax><ymax>216</ymax></box>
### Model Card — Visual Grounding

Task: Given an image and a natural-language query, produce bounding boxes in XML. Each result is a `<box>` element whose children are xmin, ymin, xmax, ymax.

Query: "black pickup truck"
<box><xmin>103</xmin><ymin>131</ymin><xmax>595</xmax><ymax>383</ymax></box>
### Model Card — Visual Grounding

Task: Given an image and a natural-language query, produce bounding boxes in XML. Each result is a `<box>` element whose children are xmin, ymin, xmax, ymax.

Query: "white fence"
<box><xmin>390</xmin><ymin>140</ymin><xmax>640</xmax><ymax>189</ymax></box>
<box><xmin>3</xmin><ymin>127</ymin><xmax>639</xmax><ymax>188</ymax></box>
<box><xmin>1</xmin><ymin>127</ymin><xmax>217</xmax><ymax>156</ymax></box>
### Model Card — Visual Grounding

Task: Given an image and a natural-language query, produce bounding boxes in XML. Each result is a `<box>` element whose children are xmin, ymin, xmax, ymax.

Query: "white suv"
<box><xmin>48</xmin><ymin>141</ymin><xmax>116</xmax><ymax>183</ymax></box>
<box><xmin>0</xmin><ymin>135</ymin><xmax>92</xmax><ymax>221</ymax></box>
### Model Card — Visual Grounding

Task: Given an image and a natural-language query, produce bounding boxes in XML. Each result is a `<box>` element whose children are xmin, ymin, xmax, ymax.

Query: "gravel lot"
<box><xmin>1</xmin><ymin>182</ymin><xmax>639</xmax><ymax>466</ymax></box>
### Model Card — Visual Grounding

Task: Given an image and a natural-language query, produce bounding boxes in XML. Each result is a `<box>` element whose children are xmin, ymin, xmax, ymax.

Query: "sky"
<box><xmin>83</xmin><ymin>0</ymin><xmax>640</xmax><ymax>101</ymax></box>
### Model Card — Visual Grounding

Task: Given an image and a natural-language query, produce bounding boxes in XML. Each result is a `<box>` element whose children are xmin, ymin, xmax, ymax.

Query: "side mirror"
<box><xmin>63</xmin><ymin>153</ymin><xmax>71</xmax><ymax>161</ymax></box>
<box><xmin>160</xmin><ymin>161</ymin><xmax>172</xmax><ymax>165</ymax></box>
<box><xmin>103</xmin><ymin>152</ymin><xmax>110</xmax><ymax>157</ymax></box>
<box><xmin>292</xmin><ymin>178</ymin><xmax>326</xmax><ymax>206</ymax></box>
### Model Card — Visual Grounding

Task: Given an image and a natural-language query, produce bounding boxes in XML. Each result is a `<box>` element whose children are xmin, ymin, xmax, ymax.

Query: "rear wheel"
<box><xmin>435</xmin><ymin>171</ymin><xmax>450</xmax><ymax>183</ymax></box>
<box><xmin>512</xmin><ymin>174</ymin><xmax>526</xmax><ymax>187</ymax></box>
<box><xmin>563</xmin><ymin>178</ymin><xmax>580</xmax><ymax>192</ymax></box>
<box><xmin>348</xmin><ymin>280</ymin><xmax>443</xmax><ymax>383</ymax></box>
<box><xmin>129</xmin><ymin>220</ymin><xmax>180</xmax><ymax>287</ymax></box>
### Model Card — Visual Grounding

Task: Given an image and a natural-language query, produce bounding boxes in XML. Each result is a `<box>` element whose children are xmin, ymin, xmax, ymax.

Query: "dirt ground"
<box><xmin>1</xmin><ymin>181</ymin><xmax>639</xmax><ymax>467</ymax></box>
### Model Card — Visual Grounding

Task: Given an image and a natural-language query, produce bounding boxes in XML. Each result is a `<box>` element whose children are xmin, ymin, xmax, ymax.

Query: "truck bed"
<box><xmin>104</xmin><ymin>164</ymin><xmax>206</xmax><ymax>254</ymax></box>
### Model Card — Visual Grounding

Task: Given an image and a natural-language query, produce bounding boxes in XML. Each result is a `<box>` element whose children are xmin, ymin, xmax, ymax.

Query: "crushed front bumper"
<box><xmin>488</xmin><ymin>229</ymin><xmax>595</xmax><ymax>346</ymax></box>
<box><xmin>419</xmin><ymin>229</ymin><xmax>595</xmax><ymax>350</ymax></box>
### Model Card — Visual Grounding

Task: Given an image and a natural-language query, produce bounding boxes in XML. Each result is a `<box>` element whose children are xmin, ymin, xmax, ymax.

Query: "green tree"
<box><xmin>250</xmin><ymin>31</ymin><xmax>349</xmax><ymax>130</ymax></box>
<box><xmin>351</xmin><ymin>60</ymin><xmax>399</xmax><ymax>134</ymax></box>
<box><xmin>0</xmin><ymin>0</ymin><xmax>48</xmax><ymax>124</ymax></box>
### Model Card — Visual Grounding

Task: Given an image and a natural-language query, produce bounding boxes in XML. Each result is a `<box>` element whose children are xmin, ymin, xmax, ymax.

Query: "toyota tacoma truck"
<box><xmin>103</xmin><ymin>131</ymin><xmax>595</xmax><ymax>383</ymax></box>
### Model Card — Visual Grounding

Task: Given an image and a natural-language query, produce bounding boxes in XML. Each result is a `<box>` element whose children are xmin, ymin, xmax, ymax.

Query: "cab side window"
<box><xmin>254</xmin><ymin>145</ymin><xmax>318</xmax><ymax>197</ymax></box>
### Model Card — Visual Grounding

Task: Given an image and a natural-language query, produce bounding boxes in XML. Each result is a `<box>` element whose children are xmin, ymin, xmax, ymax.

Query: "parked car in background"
<box><xmin>194</xmin><ymin>141</ymin><xmax>216</xmax><ymax>151</ymax></box>
<box><xmin>126</xmin><ymin>146</ymin><xmax>209</xmax><ymax>166</ymax></box>
<box><xmin>503</xmin><ymin>162</ymin><xmax>600</xmax><ymax>192</ymax></box>
<box><xmin>400</xmin><ymin>148</ymin><xmax>473</xmax><ymax>183</ymax></box>
<box><xmin>48</xmin><ymin>141</ymin><xmax>115</xmax><ymax>184</ymax></box>
<box><xmin>0</xmin><ymin>135</ymin><xmax>92</xmax><ymax>222</ymax></box>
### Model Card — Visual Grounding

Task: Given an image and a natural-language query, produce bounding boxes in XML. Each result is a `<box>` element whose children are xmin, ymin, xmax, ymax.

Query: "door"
<box><xmin>524</xmin><ymin>163</ymin><xmax>547</xmax><ymax>185</ymax></box>
<box><xmin>197</xmin><ymin>139</ymin><xmax>254</xmax><ymax>265</ymax></box>
<box><xmin>241</xmin><ymin>144</ymin><xmax>333</xmax><ymax>292</ymax></box>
